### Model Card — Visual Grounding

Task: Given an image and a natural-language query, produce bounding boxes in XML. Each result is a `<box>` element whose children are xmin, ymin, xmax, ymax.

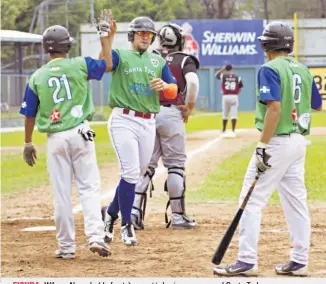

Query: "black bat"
<box><xmin>211</xmin><ymin>174</ymin><xmax>260</xmax><ymax>265</ymax></box>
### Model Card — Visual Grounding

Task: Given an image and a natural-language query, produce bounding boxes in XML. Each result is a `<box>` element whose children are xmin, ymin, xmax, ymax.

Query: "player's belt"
<box><xmin>277</xmin><ymin>133</ymin><xmax>291</xmax><ymax>136</ymax></box>
<box><xmin>122</xmin><ymin>108</ymin><xmax>156</xmax><ymax>119</ymax></box>
<box><xmin>161</xmin><ymin>104</ymin><xmax>172</xmax><ymax>107</ymax></box>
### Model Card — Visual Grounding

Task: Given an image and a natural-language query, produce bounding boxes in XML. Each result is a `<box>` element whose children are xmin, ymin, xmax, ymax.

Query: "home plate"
<box><xmin>22</xmin><ymin>226</ymin><xmax>56</xmax><ymax>232</ymax></box>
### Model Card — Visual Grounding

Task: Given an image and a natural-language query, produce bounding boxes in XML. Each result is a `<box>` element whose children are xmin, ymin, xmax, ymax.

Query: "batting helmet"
<box><xmin>127</xmin><ymin>17</ymin><xmax>157</xmax><ymax>44</ymax></box>
<box><xmin>258</xmin><ymin>21</ymin><xmax>294</xmax><ymax>53</ymax></box>
<box><xmin>43</xmin><ymin>25</ymin><xmax>72</xmax><ymax>54</ymax></box>
<box><xmin>158</xmin><ymin>23</ymin><xmax>186</xmax><ymax>51</ymax></box>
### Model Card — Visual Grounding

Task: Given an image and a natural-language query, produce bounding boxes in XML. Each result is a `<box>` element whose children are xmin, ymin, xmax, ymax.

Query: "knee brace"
<box><xmin>131</xmin><ymin>166</ymin><xmax>155</xmax><ymax>228</ymax></box>
<box><xmin>164</xmin><ymin>167</ymin><xmax>186</xmax><ymax>228</ymax></box>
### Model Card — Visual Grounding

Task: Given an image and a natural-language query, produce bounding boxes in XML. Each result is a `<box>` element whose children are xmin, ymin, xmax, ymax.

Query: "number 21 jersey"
<box><xmin>20</xmin><ymin>57</ymin><xmax>106</xmax><ymax>133</ymax></box>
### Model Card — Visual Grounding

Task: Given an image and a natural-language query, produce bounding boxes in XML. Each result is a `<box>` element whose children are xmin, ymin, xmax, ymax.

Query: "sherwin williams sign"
<box><xmin>173</xmin><ymin>19</ymin><xmax>265</xmax><ymax>66</ymax></box>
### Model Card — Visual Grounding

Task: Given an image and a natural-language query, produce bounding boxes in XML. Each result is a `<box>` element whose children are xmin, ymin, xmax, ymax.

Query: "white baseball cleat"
<box><xmin>221</xmin><ymin>131</ymin><xmax>228</xmax><ymax>138</ymax></box>
<box><xmin>230</xmin><ymin>131</ymin><xmax>237</xmax><ymax>138</ymax></box>
<box><xmin>89</xmin><ymin>242</ymin><xmax>111</xmax><ymax>257</ymax></box>
<box><xmin>55</xmin><ymin>249</ymin><xmax>75</xmax><ymax>259</ymax></box>
<box><xmin>213</xmin><ymin>260</ymin><xmax>259</xmax><ymax>276</ymax></box>
<box><xmin>275</xmin><ymin>261</ymin><xmax>308</xmax><ymax>276</ymax></box>
<box><xmin>121</xmin><ymin>222</ymin><xmax>137</xmax><ymax>246</ymax></box>
<box><xmin>171</xmin><ymin>213</ymin><xmax>197</xmax><ymax>229</ymax></box>
<box><xmin>101</xmin><ymin>206</ymin><xmax>118</xmax><ymax>243</ymax></box>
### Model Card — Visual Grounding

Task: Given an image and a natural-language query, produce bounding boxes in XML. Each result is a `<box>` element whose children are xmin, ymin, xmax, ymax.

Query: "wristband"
<box><xmin>257</xmin><ymin>141</ymin><xmax>267</xmax><ymax>149</ymax></box>
<box><xmin>24</xmin><ymin>142</ymin><xmax>33</xmax><ymax>147</ymax></box>
<box><xmin>163</xmin><ymin>84</ymin><xmax>178</xmax><ymax>99</ymax></box>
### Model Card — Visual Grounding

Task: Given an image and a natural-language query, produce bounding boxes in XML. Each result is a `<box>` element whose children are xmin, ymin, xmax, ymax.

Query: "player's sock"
<box><xmin>118</xmin><ymin>178</ymin><xmax>136</xmax><ymax>225</ymax></box>
<box><xmin>107</xmin><ymin>185</ymin><xmax>119</xmax><ymax>218</ymax></box>
<box><xmin>222</xmin><ymin>119</ymin><xmax>228</xmax><ymax>132</ymax></box>
<box><xmin>231</xmin><ymin>119</ymin><xmax>237</xmax><ymax>131</ymax></box>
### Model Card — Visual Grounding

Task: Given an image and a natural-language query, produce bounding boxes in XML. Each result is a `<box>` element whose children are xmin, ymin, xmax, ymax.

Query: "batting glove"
<box><xmin>23</xmin><ymin>142</ymin><xmax>37</xmax><ymax>167</ymax></box>
<box><xmin>255</xmin><ymin>142</ymin><xmax>271</xmax><ymax>174</ymax></box>
<box><xmin>94</xmin><ymin>9</ymin><xmax>111</xmax><ymax>37</ymax></box>
<box><xmin>78</xmin><ymin>129</ymin><xmax>96</xmax><ymax>142</ymax></box>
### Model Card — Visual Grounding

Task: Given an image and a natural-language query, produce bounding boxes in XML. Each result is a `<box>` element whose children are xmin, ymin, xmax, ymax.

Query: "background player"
<box><xmin>100</xmin><ymin>15</ymin><xmax>177</xmax><ymax>246</ymax></box>
<box><xmin>131</xmin><ymin>23</ymin><xmax>200</xmax><ymax>230</ymax></box>
<box><xmin>20</xmin><ymin>22</ymin><xmax>113</xmax><ymax>258</ymax></box>
<box><xmin>213</xmin><ymin>22</ymin><xmax>322</xmax><ymax>277</ymax></box>
<box><xmin>215</xmin><ymin>64</ymin><xmax>243</xmax><ymax>137</ymax></box>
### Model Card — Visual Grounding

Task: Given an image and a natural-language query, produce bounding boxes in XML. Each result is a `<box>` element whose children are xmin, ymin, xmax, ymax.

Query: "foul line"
<box><xmin>72</xmin><ymin>135</ymin><xmax>223</xmax><ymax>214</ymax></box>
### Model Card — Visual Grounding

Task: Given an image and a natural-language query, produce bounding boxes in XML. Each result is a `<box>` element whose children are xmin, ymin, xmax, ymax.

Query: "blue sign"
<box><xmin>173</xmin><ymin>19</ymin><xmax>264</xmax><ymax>67</ymax></box>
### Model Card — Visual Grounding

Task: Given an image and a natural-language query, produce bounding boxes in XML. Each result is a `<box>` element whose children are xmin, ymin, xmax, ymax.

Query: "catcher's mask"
<box><xmin>159</xmin><ymin>23</ymin><xmax>186</xmax><ymax>51</ymax></box>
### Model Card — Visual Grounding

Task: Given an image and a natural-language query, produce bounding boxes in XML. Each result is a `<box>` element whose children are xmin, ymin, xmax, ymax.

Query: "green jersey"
<box><xmin>255</xmin><ymin>56</ymin><xmax>313</xmax><ymax>135</ymax></box>
<box><xmin>21</xmin><ymin>57</ymin><xmax>106</xmax><ymax>133</ymax></box>
<box><xmin>109</xmin><ymin>49</ymin><xmax>167</xmax><ymax>113</ymax></box>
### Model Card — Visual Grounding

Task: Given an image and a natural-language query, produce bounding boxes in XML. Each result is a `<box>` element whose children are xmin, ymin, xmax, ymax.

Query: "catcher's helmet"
<box><xmin>159</xmin><ymin>23</ymin><xmax>186</xmax><ymax>51</ymax></box>
<box><xmin>43</xmin><ymin>25</ymin><xmax>72</xmax><ymax>53</ymax></box>
<box><xmin>258</xmin><ymin>21</ymin><xmax>294</xmax><ymax>53</ymax></box>
<box><xmin>128</xmin><ymin>17</ymin><xmax>157</xmax><ymax>44</ymax></box>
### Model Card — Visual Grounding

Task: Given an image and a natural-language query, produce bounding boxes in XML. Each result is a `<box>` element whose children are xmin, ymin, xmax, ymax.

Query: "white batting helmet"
<box><xmin>158</xmin><ymin>23</ymin><xmax>186</xmax><ymax>50</ymax></box>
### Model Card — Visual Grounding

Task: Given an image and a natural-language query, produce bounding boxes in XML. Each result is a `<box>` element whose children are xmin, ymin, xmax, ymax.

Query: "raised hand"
<box><xmin>95</xmin><ymin>9</ymin><xmax>116</xmax><ymax>38</ymax></box>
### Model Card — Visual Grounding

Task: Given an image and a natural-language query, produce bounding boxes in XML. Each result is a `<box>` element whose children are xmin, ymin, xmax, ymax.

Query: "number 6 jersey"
<box><xmin>255</xmin><ymin>56</ymin><xmax>321</xmax><ymax>136</ymax></box>
<box><xmin>20</xmin><ymin>57</ymin><xmax>106</xmax><ymax>133</ymax></box>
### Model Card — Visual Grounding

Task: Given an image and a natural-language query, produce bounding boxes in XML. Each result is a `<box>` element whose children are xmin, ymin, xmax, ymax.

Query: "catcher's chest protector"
<box><xmin>159</xmin><ymin>52</ymin><xmax>189</xmax><ymax>106</ymax></box>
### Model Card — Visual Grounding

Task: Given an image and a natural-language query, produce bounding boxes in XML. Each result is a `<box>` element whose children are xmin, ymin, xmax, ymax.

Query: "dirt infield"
<box><xmin>2</xmin><ymin>128</ymin><xmax>326</xmax><ymax>278</ymax></box>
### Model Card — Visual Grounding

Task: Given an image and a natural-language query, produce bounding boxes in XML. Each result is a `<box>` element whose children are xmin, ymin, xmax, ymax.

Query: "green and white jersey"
<box><xmin>20</xmin><ymin>57</ymin><xmax>107</xmax><ymax>133</ymax></box>
<box><xmin>109</xmin><ymin>49</ymin><xmax>174</xmax><ymax>113</ymax></box>
<box><xmin>255</xmin><ymin>56</ymin><xmax>313</xmax><ymax>135</ymax></box>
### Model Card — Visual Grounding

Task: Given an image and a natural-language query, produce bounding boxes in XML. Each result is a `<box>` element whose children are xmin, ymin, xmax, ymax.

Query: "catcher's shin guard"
<box><xmin>131</xmin><ymin>166</ymin><xmax>155</xmax><ymax>230</ymax></box>
<box><xmin>164</xmin><ymin>167</ymin><xmax>186</xmax><ymax>228</ymax></box>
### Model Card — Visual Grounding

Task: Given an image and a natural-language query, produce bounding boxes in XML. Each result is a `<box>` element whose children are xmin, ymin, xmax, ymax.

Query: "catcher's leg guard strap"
<box><xmin>131</xmin><ymin>166</ymin><xmax>155</xmax><ymax>228</ymax></box>
<box><xmin>164</xmin><ymin>167</ymin><xmax>186</xmax><ymax>228</ymax></box>
<box><xmin>146</xmin><ymin>166</ymin><xmax>155</xmax><ymax>198</ymax></box>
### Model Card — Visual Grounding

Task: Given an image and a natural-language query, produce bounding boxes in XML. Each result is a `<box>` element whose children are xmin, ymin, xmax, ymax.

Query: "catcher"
<box><xmin>131</xmin><ymin>23</ymin><xmax>200</xmax><ymax>230</ymax></box>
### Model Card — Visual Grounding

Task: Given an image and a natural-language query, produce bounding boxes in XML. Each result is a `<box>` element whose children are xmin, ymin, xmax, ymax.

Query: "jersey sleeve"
<box><xmin>238</xmin><ymin>77</ymin><xmax>244</xmax><ymax>88</ymax></box>
<box><xmin>19</xmin><ymin>82</ymin><xmax>40</xmax><ymax>118</ymax></box>
<box><xmin>215</xmin><ymin>72</ymin><xmax>223</xmax><ymax>80</ymax></box>
<box><xmin>161</xmin><ymin>63</ymin><xmax>177</xmax><ymax>84</ymax></box>
<box><xmin>111</xmin><ymin>49</ymin><xmax>120</xmax><ymax>71</ymax></box>
<box><xmin>182</xmin><ymin>57</ymin><xmax>198</xmax><ymax>77</ymax></box>
<box><xmin>84</xmin><ymin>57</ymin><xmax>106</xmax><ymax>80</ymax></box>
<box><xmin>311</xmin><ymin>80</ymin><xmax>322</xmax><ymax>110</ymax></box>
<box><xmin>258</xmin><ymin>66</ymin><xmax>281</xmax><ymax>102</ymax></box>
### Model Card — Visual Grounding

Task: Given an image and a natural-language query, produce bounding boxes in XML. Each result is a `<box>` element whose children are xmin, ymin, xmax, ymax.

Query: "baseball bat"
<box><xmin>211</xmin><ymin>174</ymin><xmax>260</xmax><ymax>265</ymax></box>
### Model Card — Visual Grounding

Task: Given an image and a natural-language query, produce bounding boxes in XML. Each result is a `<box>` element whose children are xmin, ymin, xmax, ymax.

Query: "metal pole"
<box><xmin>293</xmin><ymin>12</ymin><xmax>299</xmax><ymax>61</ymax></box>
<box><xmin>66</xmin><ymin>0</ymin><xmax>69</xmax><ymax>30</ymax></box>
<box><xmin>89</xmin><ymin>0</ymin><xmax>94</xmax><ymax>24</ymax></box>
<box><xmin>254</xmin><ymin>0</ymin><xmax>260</xmax><ymax>18</ymax></box>
<box><xmin>264</xmin><ymin>0</ymin><xmax>269</xmax><ymax>23</ymax></box>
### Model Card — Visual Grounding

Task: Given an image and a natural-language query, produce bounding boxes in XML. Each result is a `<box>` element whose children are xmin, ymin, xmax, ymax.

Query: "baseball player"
<box><xmin>215</xmin><ymin>64</ymin><xmax>243</xmax><ymax>137</ymax></box>
<box><xmin>19</xmin><ymin>22</ymin><xmax>113</xmax><ymax>258</ymax></box>
<box><xmin>130</xmin><ymin>23</ymin><xmax>200</xmax><ymax>230</ymax></box>
<box><xmin>213</xmin><ymin>22</ymin><xmax>322</xmax><ymax>276</ymax></box>
<box><xmin>100</xmin><ymin>15</ymin><xmax>178</xmax><ymax>246</ymax></box>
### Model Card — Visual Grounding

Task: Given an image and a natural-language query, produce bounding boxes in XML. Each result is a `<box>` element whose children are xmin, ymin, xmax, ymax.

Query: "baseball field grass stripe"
<box><xmin>188</xmin><ymin>136</ymin><xmax>326</xmax><ymax>202</ymax></box>
<box><xmin>2</xmin><ymin>111</ymin><xmax>325</xmax><ymax>145</ymax></box>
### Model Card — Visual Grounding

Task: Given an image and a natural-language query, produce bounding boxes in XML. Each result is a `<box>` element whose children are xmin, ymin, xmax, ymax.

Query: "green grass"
<box><xmin>1</xmin><ymin>111</ymin><xmax>325</xmax><ymax>196</ymax></box>
<box><xmin>187</xmin><ymin>136</ymin><xmax>326</xmax><ymax>203</ymax></box>
<box><xmin>1</xmin><ymin>124</ymin><xmax>117</xmax><ymax>195</ymax></box>
<box><xmin>186</xmin><ymin>111</ymin><xmax>326</xmax><ymax>133</ymax></box>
